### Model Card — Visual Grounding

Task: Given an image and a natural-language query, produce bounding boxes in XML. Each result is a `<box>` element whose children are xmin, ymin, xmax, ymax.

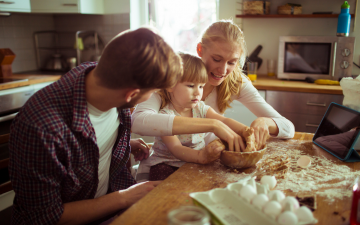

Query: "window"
<box><xmin>150</xmin><ymin>0</ymin><xmax>218</xmax><ymax>54</ymax></box>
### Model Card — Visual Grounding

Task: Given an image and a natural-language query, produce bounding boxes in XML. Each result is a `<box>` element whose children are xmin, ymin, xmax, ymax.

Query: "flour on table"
<box><xmin>260</xmin><ymin>139</ymin><xmax>359</xmax><ymax>202</ymax></box>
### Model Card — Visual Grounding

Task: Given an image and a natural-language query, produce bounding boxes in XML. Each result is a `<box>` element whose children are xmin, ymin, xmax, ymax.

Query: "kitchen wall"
<box><xmin>0</xmin><ymin>14</ymin><xmax>54</xmax><ymax>73</ymax></box>
<box><xmin>0</xmin><ymin>13</ymin><xmax>130</xmax><ymax>73</ymax></box>
<box><xmin>3</xmin><ymin>1</ymin><xmax>360</xmax><ymax>75</ymax></box>
<box><xmin>219</xmin><ymin>0</ymin><xmax>360</xmax><ymax>76</ymax></box>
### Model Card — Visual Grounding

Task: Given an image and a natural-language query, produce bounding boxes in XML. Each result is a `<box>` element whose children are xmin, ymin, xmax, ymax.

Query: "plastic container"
<box><xmin>350</xmin><ymin>176</ymin><xmax>360</xmax><ymax>225</ymax></box>
<box><xmin>190</xmin><ymin>176</ymin><xmax>318</xmax><ymax>225</ymax></box>
<box><xmin>337</xmin><ymin>1</ymin><xmax>351</xmax><ymax>37</ymax></box>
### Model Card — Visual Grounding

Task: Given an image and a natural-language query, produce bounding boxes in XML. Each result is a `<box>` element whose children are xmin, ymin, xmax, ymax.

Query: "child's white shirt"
<box><xmin>136</xmin><ymin>101</ymin><xmax>210</xmax><ymax>182</ymax></box>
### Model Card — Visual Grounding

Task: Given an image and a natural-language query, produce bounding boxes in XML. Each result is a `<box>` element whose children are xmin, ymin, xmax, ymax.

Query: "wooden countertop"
<box><xmin>253</xmin><ymin>76</ymin><xmax>343</xmax><ymax>95</ymax></box>
<box><xmin>0</xmin><ymin>74</ymin><xmax>343</xmax><ymax>95</ymax></box>
<box><xmin>111</xmin><ymin>132</ymin><xmax>357</xmax><ymax>225</ymax></box>
<box><xmin>0</xmin><ymin>74</ymin><xmax>61</xmax><ymax>91</ymax></box>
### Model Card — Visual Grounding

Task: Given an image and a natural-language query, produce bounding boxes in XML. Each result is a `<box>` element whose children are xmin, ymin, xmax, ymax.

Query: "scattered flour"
<box><xmin>263</xmin><ymin>139</ymin><xmax>359</xmax><ymax>202</ymax></box>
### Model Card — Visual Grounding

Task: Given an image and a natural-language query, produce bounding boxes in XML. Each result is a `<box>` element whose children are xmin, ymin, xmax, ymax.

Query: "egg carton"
<box><xmin>189</xmin><ymin>176</ymin><xmax>317</xmax><ymax>225</ymax></box>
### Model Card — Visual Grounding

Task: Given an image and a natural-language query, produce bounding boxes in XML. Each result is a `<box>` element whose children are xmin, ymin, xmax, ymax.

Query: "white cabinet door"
<box><xmin>79</xmin><ymin>0</ymin><xmax>103</xmax><ymax>14</ymax></box>
<box><xmin>31</xmin><ymin>0</ymin><xmax>103</xmax><ymax>14</ymax></box>
<box><xmin>103</xmin><ymin>0</ymin><xmax>129</xmax><ymax>14</ymax></box>
<box><xmin>0</xmin><ymin>0</ymin><xmax>30</xmax><ymax>12</ymax></box>
<box><xmin>224</xmin><ymin>90</ymin><xmax>266</xmax><ymax>127</ymax></box>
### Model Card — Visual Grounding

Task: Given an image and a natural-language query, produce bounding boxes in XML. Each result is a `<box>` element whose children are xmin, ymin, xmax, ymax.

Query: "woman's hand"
<box><xmin>250</xmin><ymin>117</ymin><xmax>271</xmax><ymax>149</ymax></box>
<box><xmin>199</xmin><ymin>139</ymin><xmax>225</xmax><ymax>164</ymax></box>
<box><xmin>130</xmin><ymin>138</ymin><xmax>150</xmax><ymax>161</ymax></box>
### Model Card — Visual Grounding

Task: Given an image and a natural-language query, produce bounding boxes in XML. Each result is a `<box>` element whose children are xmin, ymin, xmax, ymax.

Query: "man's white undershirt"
<box><xmin>87</xmin><ymin>102</ymin><xmax>120</xmax><ymax>198</ymax></box>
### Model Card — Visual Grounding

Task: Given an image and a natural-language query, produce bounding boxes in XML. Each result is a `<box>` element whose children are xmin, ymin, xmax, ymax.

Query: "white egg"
<box><xmin>297</xmin><ymin>155</ymin><xmax>312</xmax><ymax>168</ymax></box>
<box><xmin>260</xmin><ymin>175</ymin><xmax>277</xmax><ymax>189</ymax></box>
<box><xmin>263</xmin><ymin>201</ymin><xmax>282</xmax><ymax>219</ymax></box>
<box><xmin>268</xmin><ymin>190</ymin><xmax>286</xmax><ymax>202</ymax></box>
<box><xmin>247</xmin><ymin>178</ymin><xmax>257</xmax><ymax>192</ymax></box>
<box><xmin>252</xmin><ymin>193</ymin><xmax>269</xmax><ymax>209</ymax></box>
<box><xmin>295</xmin><ymin>206</ymin><xmax>315</xmax><ymax>223</ymax></box>
<box><xmin>240</xmin><ymin>184</ymin><xmax>257</xmax><ymax>202</ymax></box>
<box><xmin>281</xmin><ymin>196</ymin><xmax>300</xmax><ymax>210</ymax></box>
<box><xmin>277</xmin><ymin>211</ymin><xmax>298</xmax><ymax>225</ymax></box>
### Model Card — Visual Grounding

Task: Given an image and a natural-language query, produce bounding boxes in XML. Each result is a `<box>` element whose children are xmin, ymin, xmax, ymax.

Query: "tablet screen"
<box><xmin>313</xmin><ymin>103</ymin><xmax>360</xmax><ymax>159</ymax></box>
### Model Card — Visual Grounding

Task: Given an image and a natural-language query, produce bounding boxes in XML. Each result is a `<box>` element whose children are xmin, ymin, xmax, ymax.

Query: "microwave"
<box><xmin>277</xmin><ymin>36</ymin><xmax>355</xmax><ymax>81</ymax></box>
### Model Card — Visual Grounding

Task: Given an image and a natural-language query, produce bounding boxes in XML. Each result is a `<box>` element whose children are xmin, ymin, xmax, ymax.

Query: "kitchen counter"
<box><xmin>111</xmin><ymin>132</ymin><xmax>356</xmax><ymax>225</ymax></box>
<box><xmin>0</xmin><ymin>74</ymin><xmax>343</xmax><ymax>95</ymax></box>
<box><xmin>0</xmin><ymin>74</ymin><xmax>61</xmax><ymax>91</ymax></box>
<box><xmin>253</xmin><ymin>76</ymin><xmax>343</xmax><ymax>95</ymax></box>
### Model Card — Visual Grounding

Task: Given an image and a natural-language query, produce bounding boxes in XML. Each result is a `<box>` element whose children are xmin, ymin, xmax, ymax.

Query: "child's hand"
<box><xmin>130</xmin><ymin>138</ymin><xmax>150</xmax><ymax>161</ymax></box>
<box><xmin>200</xmin><ymin>139</ymin><xmax>225</xmax><ymax>164</ymax></box>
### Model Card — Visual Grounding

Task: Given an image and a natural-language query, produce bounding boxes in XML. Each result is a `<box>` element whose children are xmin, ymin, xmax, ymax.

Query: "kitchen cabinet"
<box><xmin>236</xmin><ymin>14</ymin><xmax>355</xmax><ymax>18</ymax></box>
<box><xmin>266</xmin><ymin>90</ymin><xmax>344</xmax><ymax>133</ymax></box>
<box><xmin>104</xmin><ymin>0</ymin><xmax>129</xmax><ymax>14</ymax></box>
<box><xmin>30</xmin><ymin>0</ymin><xmax>104</xmax><ymax>14</ymax></box>
<box><xmin>0</xmin><ymin>0</ymin><xmax>30</xmax><ymax>12</ymax></box>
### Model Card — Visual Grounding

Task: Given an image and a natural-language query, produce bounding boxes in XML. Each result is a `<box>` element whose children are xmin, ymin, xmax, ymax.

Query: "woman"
<box><xmin>132</xmin><ymin>20</ymin><xmax>295</xmax><ymax>151</ymax></box>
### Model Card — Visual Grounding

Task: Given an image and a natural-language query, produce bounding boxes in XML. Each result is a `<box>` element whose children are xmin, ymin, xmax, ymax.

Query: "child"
<box><xmin>136</xmin><ymin>53</ymin><xmax>253</xmax><ymax>182</ymax></box>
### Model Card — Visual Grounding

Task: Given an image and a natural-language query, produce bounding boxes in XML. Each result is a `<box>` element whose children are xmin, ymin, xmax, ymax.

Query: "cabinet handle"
<box><xmin>305</xmin><ymin>123</ymin><xmax>319</xmax><ymax>127</ymax></box>
<box><xmin>0</xmin><ymin>1</ymin><xmax>15</xmax><ymax>4</ymax></box>
<box><xmin>306</xmin><ymin>102</ymin><xmax>326</xmax><ymax>107</ymax></box>
<box><xmin>332</xmin><ymin>42</ymin><xmax>337</xmax><ymax>77</ymax></box>
<box><xmin>62</xmin><ymin>3</ymin><xmax>77</xmax><ymax>6</ymax></box>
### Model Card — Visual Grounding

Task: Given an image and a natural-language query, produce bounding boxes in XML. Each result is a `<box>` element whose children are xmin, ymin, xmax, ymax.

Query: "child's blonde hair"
<box><xmin>159</xmin><ymin>52</ymin><xmax>208</xmax><ymax>109</ymax></box>
<box><xmin>200</xmin><ymin>20</ymin><xmax>247</xmax><ymax>113</ymax></box>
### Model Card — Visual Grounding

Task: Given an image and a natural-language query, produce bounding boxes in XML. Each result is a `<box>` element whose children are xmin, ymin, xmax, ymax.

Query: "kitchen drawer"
<box><xmin>0</xmin><ymin>0</ymin><xmax>30</xmax><ymax>12</ymax></box>
<box><xmin>282</xmin><ymin>112</ymin><xmax>324</xmax><ymax>133</ymax></box>
<box><xmin>31</xmin><ymin>0</ymin><xmax>104</xmax><ymax>14</ymax></box>
<box><xmin>31</xmin><ymin>0</ymin><xmax>79</xmax><ymax>13</ymax></box>
<box><xmin>266</xmin><ymin>90</ymin><xmax>343</xmax><ymax>116</ymax></box>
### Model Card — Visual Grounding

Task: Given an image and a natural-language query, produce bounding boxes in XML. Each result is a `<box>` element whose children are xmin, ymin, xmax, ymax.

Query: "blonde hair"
<box><xmin>95</xmin><ymin>28</ymin><xmax>182</xmax><ymax>90</ymax></box>
<box><xmin>159</xmin><ymin>53</ymin><xmax>208</xmax><ymax>109</ymax></box>
<box><xmin>200</xmin><ymin>20</ymin><xmax>247</xmax><ymax>113</ymax></box>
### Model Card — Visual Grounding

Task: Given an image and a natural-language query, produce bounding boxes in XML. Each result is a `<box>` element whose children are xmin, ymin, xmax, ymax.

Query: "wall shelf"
<box><xmin>236</xmin><ymin>14</ymin><xmax>355</xmax><ymax>18</ymax></box>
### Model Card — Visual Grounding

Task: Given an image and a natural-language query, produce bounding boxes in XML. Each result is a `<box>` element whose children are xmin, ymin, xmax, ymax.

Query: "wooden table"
<box><xmin>111</xmin><ymin>132</ymin><xmax>359</xmax><ymax>225</ymax></box>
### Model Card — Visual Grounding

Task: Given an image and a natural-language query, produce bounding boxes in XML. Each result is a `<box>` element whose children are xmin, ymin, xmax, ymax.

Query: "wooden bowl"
<box><xmin>220</xmin><ymin>147</ymin><xmax>267</xmax><ymax>169</ymax></box>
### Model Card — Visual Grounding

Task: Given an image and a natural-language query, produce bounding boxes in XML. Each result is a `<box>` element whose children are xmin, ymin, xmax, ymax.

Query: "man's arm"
<box><xmin>58</xmin><ymin>181</ymin><xmax>161</xmax><ymax>225</ymax></box>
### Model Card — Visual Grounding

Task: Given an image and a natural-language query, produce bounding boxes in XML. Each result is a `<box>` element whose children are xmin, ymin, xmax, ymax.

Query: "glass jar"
<box><xmin>168</xmin><ymin>205</ymin><xmax>210</xmax><ymax>225</ymax></box>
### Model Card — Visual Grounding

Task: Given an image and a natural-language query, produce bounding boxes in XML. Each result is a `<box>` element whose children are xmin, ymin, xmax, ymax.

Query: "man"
<box><xmin>9</xmin><ymin>28</ymin><xmax>182</xmax><ymax>224</ymax></box>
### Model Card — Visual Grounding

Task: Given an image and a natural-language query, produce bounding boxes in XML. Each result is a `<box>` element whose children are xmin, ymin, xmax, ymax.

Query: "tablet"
<box><xmin>313</xmin><ymin>102</ymin><xmax>360</xmax><ymax>161</ymax></box>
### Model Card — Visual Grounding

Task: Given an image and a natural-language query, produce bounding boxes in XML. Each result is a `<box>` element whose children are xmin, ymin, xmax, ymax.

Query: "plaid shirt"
<box><xmin>9</xmin><ymin>62</ymin><xmax>136</xmax><ymax>225</ymax></box>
